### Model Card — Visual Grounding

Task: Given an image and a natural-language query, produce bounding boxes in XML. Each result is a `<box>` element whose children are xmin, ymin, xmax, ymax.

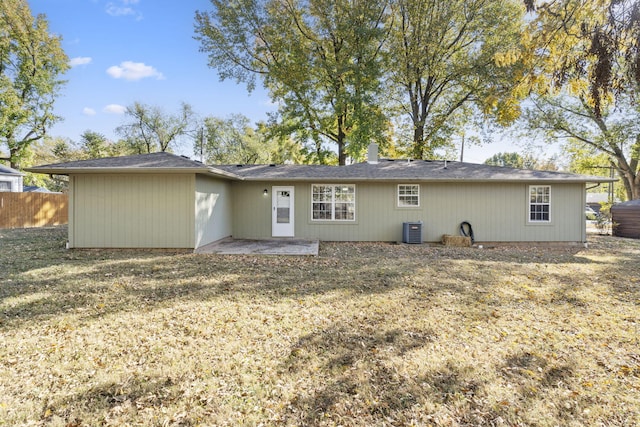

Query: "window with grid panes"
<box><xmin>398</xmin><ymin>184</ymin><xmax>419</xmax><ymax>207</ymax></box>
<box><xmin>529</xmin><ymin>185</ymin><xmax>550</xmax><ymax>222</ymax></box>
<box><xmin>312</xmin><ymin>184</ymin><xmax>355</xmax><ymax>221</ymax></box>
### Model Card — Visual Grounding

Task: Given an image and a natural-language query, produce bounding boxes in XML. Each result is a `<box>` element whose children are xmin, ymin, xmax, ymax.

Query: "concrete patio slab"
<box><xmin>195</xmin><ymin>238</ymin><xmax>319</xmax><ymax>256</ymax></box>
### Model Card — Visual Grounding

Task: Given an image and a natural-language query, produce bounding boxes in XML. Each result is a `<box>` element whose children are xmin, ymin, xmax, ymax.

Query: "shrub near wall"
<box><xmin>0</xmin><ymin>193</ymin><xmax>68</xmax><ymax>228</ymax></box>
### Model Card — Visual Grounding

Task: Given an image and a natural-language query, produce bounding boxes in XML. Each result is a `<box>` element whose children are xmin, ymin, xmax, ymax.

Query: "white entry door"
<box><xmin>272</xmin><ymin>186</ymin><xmax>294</xmax><ymax>237</ymax></box>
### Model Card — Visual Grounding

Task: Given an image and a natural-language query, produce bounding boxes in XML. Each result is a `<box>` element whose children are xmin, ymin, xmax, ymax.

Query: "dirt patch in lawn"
<box><xmin>1</xmin><ymin>226</ymin><xmax>639</xmax><ymax>426</ymax></box>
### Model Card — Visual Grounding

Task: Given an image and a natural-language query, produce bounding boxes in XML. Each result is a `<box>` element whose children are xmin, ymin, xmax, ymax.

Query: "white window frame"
<box><xmin>397</xmin><ymin>184</ymin><xmax>420</xmax><ymax>208</ymax></box>
<box><xmin>528</xmin><ymin>185</ymin><xmax>551</xmax><ymax>222</ymax></box>
<box><xmin>311</xmin><ymin>184</ymin><xmax>356</xmax><ymax>221</ymax></box>
<box><xmin>0</xmin><ymin>181</ymin><xmax>11</xmax><ymax>192</ymax></box>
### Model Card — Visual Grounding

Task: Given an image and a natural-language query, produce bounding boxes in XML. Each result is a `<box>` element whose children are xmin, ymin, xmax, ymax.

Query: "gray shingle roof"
<box><xmin>25</xmin><ymin>152</ymin><xmax>239</xmax><ymax>179</ymax></box>
<box><xmin>216</xmin><ymin>159</ymin><xmax>614</xmax><ymax>183</ymax></box>
<box><xmin>25</xmin><ymin>152</ymin><xmax>614</xmax><ymax>183</ymax></box>
<box><xmin>28</xmin><ymin>152</ymin><xmax>206</xmax><ymax>170</ymax></box>
<box><xmin>0</xmin><ymin>164</ymin><xmax>22</xmax><ymax>176</ymax></box>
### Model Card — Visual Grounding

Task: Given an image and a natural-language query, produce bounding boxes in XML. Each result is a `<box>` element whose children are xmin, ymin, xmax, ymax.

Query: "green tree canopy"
<box><xmin>21</xmin><ymin>136</ymin><xmax>81</xmax><ymax>191</ymax></box>
<box><xmin>195</xmin><ymin>0</ymin><xmax>391</xmax><ymax>165</ymax></box>
<box><xmin>484</xmin><ymin>152</ymin><xmax>533</xmax><ymax>169</ymax></box>
<box><xmin>78</xmin><ymin>130</ymin><xmax>129</xmax><ymax>159</ymax></box>
<box><xmin>483</xmin><ymin>151</ymin><xmax>558</xmax><ymax>171</ymax></box>
<box><xmin>387</xmin><ymin>0</ymin><xmax>526</xmax><ymax>160</ymax></box>
<box><xmin>0</xmin><ymin>0</ymin><xmax>69</xmax><ymax>169</ymax></box>
<box><xmin>116</xmin><ymin>102</ymin><xmax>196</xmax><ymax>154</ymax></box>
<box><xmin>200</xmin><ymin>114</ymin><xmax>274</xmax><ymax>164</ymax></box>
<box><xmin>524</xmin><ymin>93</ymin><xmax>639</xmax><ymax>199</ymax></box>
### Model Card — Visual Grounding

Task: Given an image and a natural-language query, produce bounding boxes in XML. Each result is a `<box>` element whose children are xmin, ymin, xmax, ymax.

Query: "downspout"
<box><xmin>583</xmin><ymin>183</ymin><xmax>603</xmax><ymax>245</ymax></box>
<box><xmin>68</xmin><ymin>175</ymin><xmax>75</xmax><ymax>249</ymax></box>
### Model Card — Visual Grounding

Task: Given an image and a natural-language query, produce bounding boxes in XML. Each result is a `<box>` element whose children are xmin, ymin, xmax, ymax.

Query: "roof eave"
<box><xmin>24</xmin><ymin>166</ymin><xmax>243</xmax><ymax>180</ymax></box>
<box><xmin>233</xmin><ymin>176</ymin><xmax>617</xmax><ymax>183</ymax></box>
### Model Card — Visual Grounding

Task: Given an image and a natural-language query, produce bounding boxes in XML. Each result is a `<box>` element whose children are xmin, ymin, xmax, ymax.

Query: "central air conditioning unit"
<box><xmin>402</xmin><ymin>221</ymin><xmax>423</xmax><ymax>244</ymax></box>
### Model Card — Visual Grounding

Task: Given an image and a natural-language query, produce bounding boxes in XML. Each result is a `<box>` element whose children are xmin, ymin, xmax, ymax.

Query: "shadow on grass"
<box><xmin>2</xmin><ymin>228</ymin><xmax>638</xmax><ymax>332</ymax></box>
<box><xmin>3</xmin><ymin>229</ymin><xmax>639</xmax><ymax>425</ymax></box>
<box><xmin>280</xmin><ymin>325</ymin><xmax>507</xmax><ymax>425</ymax></box>
<box><xmin>498</xmin><ymin>350</ymin><xmax>595</xmax><ymax>423</ymax></box>
<box><xmin>1</xmin><ymin>248</ymin><xmax>411</xmax><ymax>329</ymax></box>
<box><xmin>44</xmin><ymin>374</ymin><xmax>182</xmax><ymax>425</ymax></box>
<box><xmin>281</xmin><ymin>324</ymin><xmax>433</xmax><ymax>425</ymax></box>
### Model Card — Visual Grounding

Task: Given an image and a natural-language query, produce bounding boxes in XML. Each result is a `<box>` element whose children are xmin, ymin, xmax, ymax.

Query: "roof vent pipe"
<box><xmin>367</xmin><ymin>143</ymin><xmax>378</xmax><ymax>164</ymax></box>
<box><xmin>444</xmin><ymin>160</ymin><xmax>448</xmax><ymax>169</ymax></box>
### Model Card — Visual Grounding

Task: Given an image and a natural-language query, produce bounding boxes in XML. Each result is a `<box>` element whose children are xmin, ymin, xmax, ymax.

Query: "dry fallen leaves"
<box><xmin>0</xmin><ymin>227</ymin><xmax>638</xmax><ymax>426</ymax></box>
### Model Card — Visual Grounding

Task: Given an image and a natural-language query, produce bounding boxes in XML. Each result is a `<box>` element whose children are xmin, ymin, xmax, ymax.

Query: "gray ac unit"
<box><xmin>402</xmin><ymin>221</ymin><xmax>423</xmax><ymax>244</ymax></box>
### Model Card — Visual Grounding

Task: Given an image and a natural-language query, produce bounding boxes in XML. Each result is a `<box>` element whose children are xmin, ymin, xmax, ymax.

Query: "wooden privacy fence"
<box><xmin>0</xmin><ymin>193</ymin><xmax>68</xmax><ymax>228</ymax></box>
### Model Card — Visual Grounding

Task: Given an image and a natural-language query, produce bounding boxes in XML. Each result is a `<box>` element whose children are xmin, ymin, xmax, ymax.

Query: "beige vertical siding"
<box><xmin>69</xmin><ymin>174</ymin><xmax>195</xmax><ymax>248</ymax></box>
<box><xmin>230</xmin><ymin>182</ymin><xmax>272</xmax><ymax>239</ymax></box>
<box><xmin>422</xmin><ymin>182</ymin><xmax>585</xmax><ymax>242</ymax></box>
<box><xmin>195</xmin><ymin>175</ymin><xmax>232</xmax><ymax>247</ymax></box>
<box><xmin>231</xmin><ymin>181</ymin><xmax>586</xmax><ymax>242</ymax></box>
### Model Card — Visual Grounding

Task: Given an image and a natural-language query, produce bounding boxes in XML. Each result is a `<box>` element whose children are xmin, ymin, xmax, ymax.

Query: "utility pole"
<box><xmin>608</xmin><ymin>165</ymin><xmax>614</xmax><ymax>204</ymax></box>
<box><xmin>200</xmin><ymin>126</ymin><xmax>204</xmax><ymax>163</ymax></box>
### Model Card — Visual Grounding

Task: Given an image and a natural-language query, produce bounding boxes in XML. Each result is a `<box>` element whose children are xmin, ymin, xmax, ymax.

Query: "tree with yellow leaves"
<box><xmin>519</xmin><ymin>0</ymin><xmax>640</xmax><ymax>200</ymax></box>
<box><xmin>385</xmin><ymin>0</ymin><xmax>526</xmax><ymax>159</ymax></box>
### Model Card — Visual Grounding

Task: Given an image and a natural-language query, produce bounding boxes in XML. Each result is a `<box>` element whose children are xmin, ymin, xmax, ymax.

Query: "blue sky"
<box><xmin>30</xmin><ymin>0</ymin><xmax>275</xmax><ymax>156</ymax></box>
<box><xmin>29</xmin><ymin>0</ymin><xmax>545</xmax><ymax>164</ymax></box>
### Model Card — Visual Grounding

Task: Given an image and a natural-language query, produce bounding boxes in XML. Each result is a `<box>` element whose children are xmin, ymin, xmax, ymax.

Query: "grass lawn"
<box><xmin>1</xmin><ymin>227</ymin><xmax>639</xmax><ymax>426</ymax></box>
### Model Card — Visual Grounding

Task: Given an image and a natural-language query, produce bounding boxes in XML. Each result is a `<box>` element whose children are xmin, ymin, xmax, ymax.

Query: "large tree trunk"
<box><xmin>409</xmin><ymin>76</ymin><xmax>431</xmax><ymax>160</ymax></box>
<box><xmin>337</xmin><ymin>115</ymin><xmax>347</xmax><ymax>165</ymax></box>
<box><xmin>628</xmin><ymin>173</ymin><xmax>640</xmax><ymax>200</ymax></box>
<box><xmin>9</xmin><ymin>144</ymin><xmax>25</xmax><ymax>170</ymax></box>
<box><xmin>412</xmin><ymin>125</ymin><xmax>425</xmax><ymax>159</ymax></box>
<box><xmin>615</xmin><ymin>167</ymin><xmax>639</xmax><ymax>200</ymax></box>
<box><xmin>614</xmin><ymin>154</ymin><xmax>640</xmax><ymax>200</ymax></box>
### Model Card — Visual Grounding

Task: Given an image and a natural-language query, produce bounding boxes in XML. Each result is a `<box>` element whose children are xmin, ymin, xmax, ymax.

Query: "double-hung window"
<box><xmin>398</xmin><ymin>184</ymin><xmax>420</xmax><ymax>207</ymax></box>
<box><xmin>312</xmin><ymin>184</ymin><xmax>355</xmax><ymax>221</ymax></box>
<box><xmin>529</xmin><ymin>185</ymin><xmax>550</xmax><ymax>222</ymax></box>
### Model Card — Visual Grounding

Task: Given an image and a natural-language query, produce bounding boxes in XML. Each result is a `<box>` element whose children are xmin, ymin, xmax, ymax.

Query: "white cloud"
<box><xmin>83</xmin><ymin>107</ymin><xmax>96</xmax><ymax>116</ymax></box>
<box><xmin>106</xmin><ymin>4</ymin><xmax>134</xmax><ymax>16</ymax></box>
<box><xmin>103</xmin><ymin>104</ymin><xmax>126</xmax><ymax>114</ymax></box>
<box><xmin>106</xmin><ymin>61</ymin><xmax>164</xmax><ymax>81</ymax></box>
<box><xmin>106</xmin><ymin>1</ymin><xmax>142</xmax><ymax>20</ymax></box>
<box><xmin>69</xmin><ymin>57</ymin><xmax>92</xmax><ymax>67</ymax></box>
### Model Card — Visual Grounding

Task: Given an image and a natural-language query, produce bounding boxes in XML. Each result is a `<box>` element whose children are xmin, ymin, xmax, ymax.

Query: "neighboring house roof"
<box><xmin>24</xmin><ymin>152</ymin><xmax>240</xmax><ymax>180</ymax></box>
<box><xmin>0</xmin><ymin>164</ymin><xmax>23</xmax><ymax>176</ymax></box>
<box><xmin>586</xmin><ymin>192</ymin><xmax>618</xmax><ymax>204</ymax></box>
<box><xmin>23</xmin><ymin>185</ymin><xmax>53</xmax><ymax>193</ymax></box>
<box><xmin>25</xmin><ymin>152</ymin><xmax>614</xmax><ymax>183</ymax></box>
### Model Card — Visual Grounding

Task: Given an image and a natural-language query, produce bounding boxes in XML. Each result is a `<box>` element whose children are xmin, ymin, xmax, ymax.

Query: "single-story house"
<box><xmin>26</xmin><ymin>147</ymin><xmax>614</xmax><ymax>249</ymax></box>
<box><xmin>0</xmin><ymin>164</ymin><xmax>23</xmax><ymax>192</ymax></box>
